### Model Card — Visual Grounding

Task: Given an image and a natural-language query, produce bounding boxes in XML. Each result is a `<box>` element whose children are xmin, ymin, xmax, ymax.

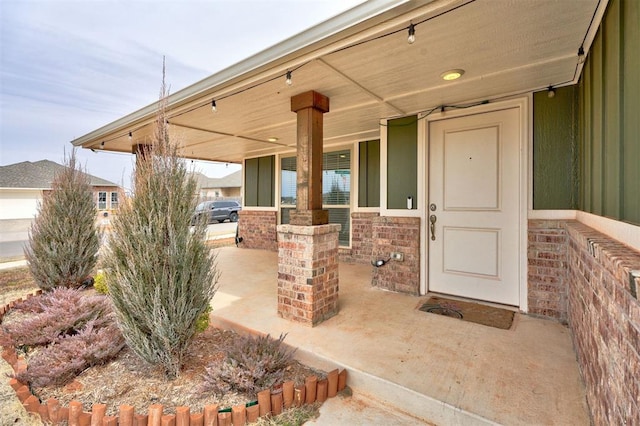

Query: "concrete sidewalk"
<box><xmin>209</xmin><ymin>247</ymin><xmax>590</xmax><ymax>425</ymax></box>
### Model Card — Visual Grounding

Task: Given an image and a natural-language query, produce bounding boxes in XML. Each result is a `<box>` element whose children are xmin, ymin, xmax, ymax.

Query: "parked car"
<box><xmin>192</xmin><ymin>200</ymin><xmax>241</xmax><ymax>224</ymax></box>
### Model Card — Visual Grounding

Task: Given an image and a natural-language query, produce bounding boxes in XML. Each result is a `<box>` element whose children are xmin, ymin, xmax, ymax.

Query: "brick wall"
<box><xmin>371</xmin><ymin>216</ymin><xmax>420</xmax><ymax>295</ymax></box>
<box><xmin>339</xmin><ymin>212</ymin><xmax>379</xmax><ymax>264</ymax></box>
<box><xmin>237</xmin><ymin>211</ymin><xmax>277</xmax><ymax>251</ymax></box>
<box><xmin>566</xmin><ymin>221</ymin><xmax>640</xmax><ymax>425</ymax></box>
<box><xmin>277</xmin><ymin>224</ymin><xmax>340</xmax><ymax>326</ymax></box>
<box><xmin>527</xmin><ymin>220</ymin><xmax>569</xmax><ymax>321</ymax></box>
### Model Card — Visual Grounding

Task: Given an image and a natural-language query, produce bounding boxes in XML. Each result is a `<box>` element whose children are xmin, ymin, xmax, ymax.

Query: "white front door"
<box><xmin>428</xmin><ymin>107</ymin><xmax>521</xmax><ymax>306</ymax></box>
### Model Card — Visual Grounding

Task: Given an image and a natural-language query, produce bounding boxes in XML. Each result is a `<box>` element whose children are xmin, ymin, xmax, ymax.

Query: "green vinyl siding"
<box><xmin>533</xmin><ymin>86</ymin><xmax>579</xmax><ymax>209</ymax></box>
<box><xmin>532</xmin><ymin>0</ymin><xmax>638</xmax><ymax>225</ymax></box>
<box><xmin>387</xmin><ymin>116</ymin><xmax>417</xmax><ymax>209</ymax></box>
<box><xmin>578</xmin><ymin>0</ymin><xmax>639</xmax><ymax>225</ymax></box>
<box><xmin>258</xmin><ymin>156</ymin><xmax>275</xmax><ymax>206</ymax></box>
<box><xmin>358</xmin><ymin>140</ymin><xmax>380</xmax><ymax>207</ymax></box>
<box><xmin>244</xmin><ymin>155</ymin><xmax>275</xmax><ymax>207</ymax></box>
<box><xmin>622</xmin><ymin>0</ymin><xmax>640</xmax><ymax>223</ymax></box>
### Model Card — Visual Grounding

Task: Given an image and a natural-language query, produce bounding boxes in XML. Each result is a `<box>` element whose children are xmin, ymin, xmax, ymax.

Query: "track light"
<box><xmin>547</xmin><ymin>86</ymin><xmax>556</xmax><ymax>98</ymax></box>
<box><xmin>211</xmin><ymin>99</ymin><xmax>217</xmax><ymax>112</ymax></box>
<box><xmin>128</xmin><ymin>132</ymin><xmax>132</xmax><ymax>141</ymax></box>
<box><xmin>407</xmin><ymin>23</ymin><xmax>416</xmax><ymax>44</ymax></box>
<box><xmin>285</xmin><ymin>71</ymin><xmax>292</xmax><ymax>86</ymax></box>
<box><xmin>578</xmin><ymin>46</ymin><xmax>586</xmax><ymax>64</ymax></box>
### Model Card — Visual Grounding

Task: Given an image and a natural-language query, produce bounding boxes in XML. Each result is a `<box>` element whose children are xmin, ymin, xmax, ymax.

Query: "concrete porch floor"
<box><xmin>210</xmin><ymin>247</ymin><xmax>590</xmax><ymax>425</ymax></box>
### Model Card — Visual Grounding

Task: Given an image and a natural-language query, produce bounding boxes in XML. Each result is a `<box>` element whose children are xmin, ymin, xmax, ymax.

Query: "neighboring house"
<box><xmin>0</xmin><ymin>160</ymin><xmax>123</xmax><ymax>220</ymax></box>
<box><xmin>71</xmin><ymin>1</ymin><xmax>639</xmax><ymax>423</ymax></box>
<box><xmin>190</xmin><ymin>170</ymin><xmax>242</xmax><ymax>200</ymax></box>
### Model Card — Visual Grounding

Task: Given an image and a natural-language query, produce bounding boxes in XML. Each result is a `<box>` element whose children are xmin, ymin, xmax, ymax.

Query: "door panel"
<box><xmin>428</xmin><ymin>108</ymin><xmax>520</xmax><ymax>306</ymax></box>
<box><xmin>443</xmin><ymin>227</ymin><xmax>500</xmax><ymax>278</ymax></box>
<box><xmin>444</xmin><ymin>126</ymin><xmax>499</xmax><ymax>210</ymax></box>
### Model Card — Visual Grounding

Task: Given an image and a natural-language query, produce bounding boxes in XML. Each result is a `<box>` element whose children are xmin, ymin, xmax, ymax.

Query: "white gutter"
<box><xmin>71</xmin><ymin>0</ymin><xmax>416</xmax><ymax>147</ymax></box>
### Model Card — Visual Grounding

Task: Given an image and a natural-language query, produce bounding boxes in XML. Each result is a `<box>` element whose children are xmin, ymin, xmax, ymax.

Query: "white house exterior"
<box><xmin>0</xmin><ymin>160</ymin><xmax>121</xmax><ymax>221</ymax></box>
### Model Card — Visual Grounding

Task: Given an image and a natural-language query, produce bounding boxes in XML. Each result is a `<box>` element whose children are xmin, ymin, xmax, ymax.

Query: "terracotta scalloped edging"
<box><xmin>0</xmin><ymin>294</ymin><xmax>349</xmax><ymax>425</ymax></box>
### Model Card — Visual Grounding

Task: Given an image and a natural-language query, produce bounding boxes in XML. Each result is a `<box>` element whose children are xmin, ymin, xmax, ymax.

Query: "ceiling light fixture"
<box><xmin>440</xmin><ymin>69</ymin><xmax>465</xmax><ymax>81</ymax></box>
<box><xmin>100</xmin><ymin>141</ymin><xmax>105</xmax><ymax>149</ymax></box>
<box><xmin>128</xmin><ymin>132</ymin><xmax>132</xmax><ymax>141</ymax></box>
<box><xmin>267</xmin><ymin>137</ymin><xmax>278</xmax><ymax>142</ymax></box>
<box><xmin>547</xmin><ymin>86</ymin><xmax>556</xmax><ymax>98</ymax></box>
<box><xmin>211</xmin><ymin>99</ymin><xmax>217</xmax><ymax>112</ymax></box>
<box><xmin>407</xmin><ymin>23</ymin><xmax>416</xmax><ymax>44</ymax></box>
<box><xmin>285</xmin><ymin>71</ymin><xmax>292</xmax><ymax>86</ymax></box>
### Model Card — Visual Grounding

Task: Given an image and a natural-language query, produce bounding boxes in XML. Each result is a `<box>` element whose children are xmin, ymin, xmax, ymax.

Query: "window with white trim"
<box><xmin>110</xmin><ymin>192</ymin><xmax>119</xmax><ymax>209</ymax></box>
<box><xmin>280</xmin><ymin>149</ymin><xmax>351</xmax><ymax>246</ymax></box>
<box><xmin>98</xmin><ymin>192</ymin><xmax>107</xmax><ymax>210</ymax></box>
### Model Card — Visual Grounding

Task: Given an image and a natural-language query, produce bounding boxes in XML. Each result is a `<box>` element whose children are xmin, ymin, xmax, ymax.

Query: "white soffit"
<box><xmin>72</xmin><ymin>0</ymin><xmax>601</xmax><ymax>163</ymax></box>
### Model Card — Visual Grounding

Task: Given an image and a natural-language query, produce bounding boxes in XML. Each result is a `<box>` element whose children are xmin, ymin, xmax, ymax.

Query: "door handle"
<box><xmin>429</xmin><ymin>215</ymin><xmax>437</xmax><ymax>241</ymax></box>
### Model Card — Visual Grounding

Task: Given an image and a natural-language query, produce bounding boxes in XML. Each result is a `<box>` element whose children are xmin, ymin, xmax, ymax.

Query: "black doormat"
<box><xmin>418</xmin><ymin>296</ymin><xmax>515</xmax><ymax>330</ymax></box>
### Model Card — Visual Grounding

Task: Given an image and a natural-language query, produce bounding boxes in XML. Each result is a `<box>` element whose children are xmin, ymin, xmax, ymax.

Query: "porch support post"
<box><xmin>276</xmin><ymin>90</ymin><xmax>339</xmax><ymax>327</ymax></box>
<box><xmin>132</xmin><ymin>144</ymin><xmax>152</xmax><ymax>169</ymax></box>
<box><xmin>289</xmin><ymin>90</ymin><xmax>330</xmax><ymax>225</ymax></box>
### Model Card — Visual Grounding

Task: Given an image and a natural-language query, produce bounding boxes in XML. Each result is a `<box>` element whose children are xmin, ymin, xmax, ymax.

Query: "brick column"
<box><xmin>289</xmin><ymin>91</ymin><xmax>330</xmax><ymax>226</ymax></box>
<box><xmin>277</xmin><ymin>90</ymin><xmax>339</xmax><ymax>326</ymax></box>
<box><xmin>277</xmin><ymin>223</ymin><xmax>340</xmax><ymax>326</ymax></box>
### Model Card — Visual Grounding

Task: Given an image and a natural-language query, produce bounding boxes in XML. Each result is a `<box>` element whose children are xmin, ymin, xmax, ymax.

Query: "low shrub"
<box><xmin>17</xmin><ymin>318</ymin><xmax>124</xmax><ymax>387</ymax></box>
<box><xmin>202</xmin><ymin>333</ymin><xmax>295</xmax><ymax>398</ymax></box>
<box><xmin>3</xmin><ymin>288</ymin><xmax>112</xmax><ymax>347</ymax></box>
<box><xmin>2</xmin><ymin>288</ymin><xmax>124</xmax><ymax>386</ymax></box>
<box><xmin>195</xmin><ymin>305</ymin><xmax>212</xmax><ymax>333</ymax></box>
<box><xmin>93</xmin><ymin>271</ymin><xmax>108</xmax><ymax>294</ymax></box>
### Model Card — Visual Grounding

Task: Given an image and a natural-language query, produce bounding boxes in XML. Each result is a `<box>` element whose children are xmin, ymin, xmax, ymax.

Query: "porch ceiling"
<box><xmin>72</xmin><ymin>0</ymin><xmax>602</xmax><ymax>163</ymax></box>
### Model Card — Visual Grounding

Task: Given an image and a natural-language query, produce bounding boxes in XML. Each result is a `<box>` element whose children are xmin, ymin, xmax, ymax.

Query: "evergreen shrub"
<box><xmin>103</xmin><ymin>78</ymin><xmax>218</xmax><ymax>379</ymax></box>
<box><xmin>24</xmin><ymin>151</ymin><xmax>100</xmax><ymax>290</ymax></box>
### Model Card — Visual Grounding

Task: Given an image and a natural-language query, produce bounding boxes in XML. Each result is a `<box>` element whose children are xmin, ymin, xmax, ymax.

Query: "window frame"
<box><xmin>110</xmin><ymin>191</ymin><xmax>119</xmax><ymax>210</ymax></box>
<box><xmin>279</xmin><ymin>146</ymin><xmax>353</xmax><ymax>247</ymax></box>
<box><xmin>97</xmin><ymin>191</ymin><xmax>107</xmax><ymax>210</ymax></box>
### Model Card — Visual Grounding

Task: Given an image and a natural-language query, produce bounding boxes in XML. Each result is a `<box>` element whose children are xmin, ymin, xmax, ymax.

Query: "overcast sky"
<box><xmin>0</xmin><ymin>0</ymin><xmax>364</xmax><ymax>189</ymax></box>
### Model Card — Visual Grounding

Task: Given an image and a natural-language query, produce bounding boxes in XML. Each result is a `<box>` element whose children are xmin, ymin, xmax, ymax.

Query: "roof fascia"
<box><xmin>71</xmin><ymin>0</ymin><xmax>423</xmax><ymax>147</ymax></box>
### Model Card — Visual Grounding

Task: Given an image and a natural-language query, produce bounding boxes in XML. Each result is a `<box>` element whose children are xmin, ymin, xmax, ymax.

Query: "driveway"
<box><xmin>0</xmin><ymin>219</ymin><xmax>30</xmax><ymax>261</ymax></box>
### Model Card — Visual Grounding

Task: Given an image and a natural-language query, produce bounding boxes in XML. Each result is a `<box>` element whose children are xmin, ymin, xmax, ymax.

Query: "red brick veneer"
<box><xmin>277</xmin><ymin>224</ymin><xmax>340</xmax><ymax>326</ymax></box>
<box><xmin>527</xmin><ymin>220</ymin><xmax>569</xmax><ymax>321</ymax></box>
<box><xmin>339</xmin><ymin>212</ymin><xmax>379</xmax><ymax>264</ymax></box>
<box><xmin>565</xmin><ymin>221</ymin><xmax>640</xmax><ymax>425</ymax></box>
<box><xmin>371</xmin><ymin>216</ymin><xmax>420</xmax><ymax>295</ymax></box>
<box><xmin>237</xmin><ymin>210</ymin><xmax>277</xmax><ymax>251</ymax></box>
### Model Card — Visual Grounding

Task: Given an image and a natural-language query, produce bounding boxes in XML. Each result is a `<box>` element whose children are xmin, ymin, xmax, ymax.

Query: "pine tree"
<box><xmin>104</xmin><ymin>69</ymin><xmax>218</xmax><ymax>378</ymax></box>
<box><xmin>25</xmin><ymin>151</ymin><xmax>100</xmax><ymax>290</ymax></box>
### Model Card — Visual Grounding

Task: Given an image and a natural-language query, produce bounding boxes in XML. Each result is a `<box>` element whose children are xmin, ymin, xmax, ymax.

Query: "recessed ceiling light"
<box><xmin>441</xmin><ymin>69</ymin><xmax>465</xmax><ymax>81</ymax></box>
<box><xmin>267</xmin><ymin>137</ymin><xmax>278</xmax><ymax>142</ymax></box>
